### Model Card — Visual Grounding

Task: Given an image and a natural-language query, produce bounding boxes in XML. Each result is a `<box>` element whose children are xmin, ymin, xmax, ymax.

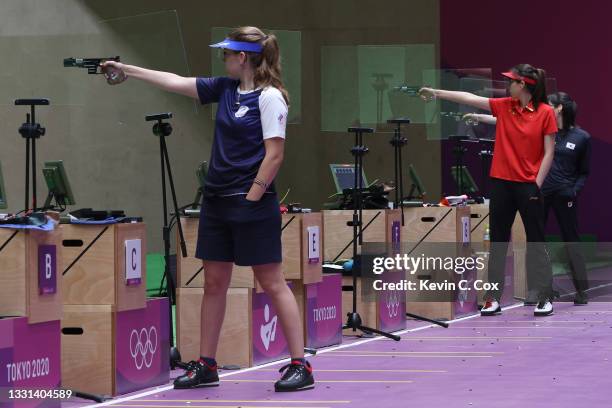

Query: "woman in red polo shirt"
<box><xmin>419</xmin><ymin>64</ymin><xmax>557</xmax><ymax>316</ymax></box>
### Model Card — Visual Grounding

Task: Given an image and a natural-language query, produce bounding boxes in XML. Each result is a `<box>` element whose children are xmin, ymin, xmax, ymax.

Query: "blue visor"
<box><xmin>209</xmin><ymin>38</ymin><xmax>263</xmax><ymax>53</ymax></box>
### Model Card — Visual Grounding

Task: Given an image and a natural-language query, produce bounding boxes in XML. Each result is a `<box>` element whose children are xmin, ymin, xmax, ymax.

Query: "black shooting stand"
<box><xmin>386</xmin><ymin>119</ymin><xmax>448</xmax><ymax>328</ymax></box>
<box><xmin>15</xmin><ymin>99</ymin><xmax>48</xmax><ymax>212</ymax></box>
<box><xmin>145</xmin><ymin>112</ymin><xmax>188</xmax><ymax>369</ymax></box>
<box><xmin>342</xmin><ymin>127</ymin><xmax>400</xmax><ymax>341</ymax></box>
<box><xmin>388</xmin><ymin>118</ymin><xmax>410</xmax><ymax>226</ymax></box>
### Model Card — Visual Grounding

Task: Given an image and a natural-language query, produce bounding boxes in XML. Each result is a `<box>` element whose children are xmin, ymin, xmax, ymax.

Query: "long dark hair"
<box><xmin>227</xmin><ymin>26</ymin><xmax>289</xmax><ymax>105</ymax></box>
<box><xmin>510</xmin><ymin>63</ymin><xmax>547</xmax><ymax>109</ymax></box>
<box><xmin>548</xmin><ymin>92</ymin><xmax>577</xmax><ymax>132</ymax></box>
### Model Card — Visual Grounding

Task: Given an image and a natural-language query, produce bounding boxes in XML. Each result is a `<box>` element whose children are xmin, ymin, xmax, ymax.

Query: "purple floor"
<box><xmin>64</xmin><ymin>302</ymin><xmax>612</xmax><ymax>408</ymax></box>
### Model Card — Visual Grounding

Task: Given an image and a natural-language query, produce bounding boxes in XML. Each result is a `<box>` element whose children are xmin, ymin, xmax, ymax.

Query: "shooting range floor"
<box><xmin>62</xmin><ymin>301</ymin><xmax>612</xmax><ymax>408</ymax></box>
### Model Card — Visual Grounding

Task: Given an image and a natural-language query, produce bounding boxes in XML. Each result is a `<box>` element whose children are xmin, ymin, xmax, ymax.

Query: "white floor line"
<box><xmin>556</xmin><ymin>281</ymin><xmax>612</xmax><ymax>299</ymax></box>
<box><xmin>85</xmin><ymin>302</ymin><xmax>525</xmax><ymax>407</ymax></box>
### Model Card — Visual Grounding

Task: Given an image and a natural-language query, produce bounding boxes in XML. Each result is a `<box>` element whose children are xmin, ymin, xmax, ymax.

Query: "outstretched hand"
<box><xmin>100</xmin><ymin>60</ymin><xmax>128</xmax><ymax>85</ymax></box>
<box><xmin>418</xmin><ymin>87</ymin><xmax>436</xmax><ymax>102</ymax></box>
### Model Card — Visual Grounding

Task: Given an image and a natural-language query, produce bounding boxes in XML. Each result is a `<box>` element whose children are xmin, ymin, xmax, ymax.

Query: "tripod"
<box><xmin>343</xmin><ymin>127</ymin><xmax>400</xmax><ymax>341</ymax></box>
<box><xmin>388</xmin><ymin>118</ymin><xmax>410</xmax><ymax>226</ymax></box>
<box><xmin>145</xmin><ymin>112</ymin><xmax>187</xmax><ymax>369</ymax></box>
<box><xmin>15</xmin><ymin>99</ymin><xmax>48</xmax><ymax>212</ymax></box>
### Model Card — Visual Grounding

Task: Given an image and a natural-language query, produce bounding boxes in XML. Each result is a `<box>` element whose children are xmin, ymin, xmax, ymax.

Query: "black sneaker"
<box><xmin>274</xmin><ymin>360</ymin><xmax>315</xmax><ymax>392</ymax></box>
<box><xmin>173</xmin><ymin>359</ymin><xmax>220</xmax><ymax>389</ymax></box>
<box><xmin>574</xmin><ymin>292</ymin><xmax>588</xmax><ymax>305</ymax></box>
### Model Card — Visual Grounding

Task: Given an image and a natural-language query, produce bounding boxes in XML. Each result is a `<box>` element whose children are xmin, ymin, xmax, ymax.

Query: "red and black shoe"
<box><xmin>480</xmin><ymin>299</ymin><xmax>501</xmax><ymax>316</ymax></box>
<box><xmin>274</xmin><ymin>360</ymin><xmax>315</xmax><ymax>392</ymax></box>
<box><xmin>173</xmin><ymin>359</ymin><xmax>219</xmax><ymax>389</ymax></box>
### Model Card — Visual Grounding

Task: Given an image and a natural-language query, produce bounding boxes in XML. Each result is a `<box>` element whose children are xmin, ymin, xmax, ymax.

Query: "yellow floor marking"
<box><xmin>220</xmin><ymin>380</ymin><xmax>413</xmax><ymax>383</ymax></box>
<box><xmin>481</xmin><ymin>320</ymin><xmax>606</xmax><ymax>323</ymax></box>
<box><xmin>115</xmin><ymin>405</ymin><xmax>329</xmax><ymax>408</ymax></box>
<box><xmin>134</xmin><ymin>401</ymin><xmax>349</xmax><ymax>404</ymax></box>
<box><xmin>326</xmin><ymin>350</ymin><xmax>503</xmax><ymax>354</ymax></box>
<box><xmin>402</xmin><ymin>338</ymin><xmax>544</xmax><ymax>341</ymax></box>
<box><xmin>257</xmin><ymin>369</ymin><xmax>446</xmax><ymax>373</ymax></box>
<box><xmin>402</xmin><ymin>336</ymin><xmax>552</xmax><ymax>340</ymax></box>
<box><xmin>448</xmin><ymin>326</ymin><xmax>581</xmax><ymax>329</ymax></box>
<box><xmin>318</xmin><ymin>354</ymin><xmax>493</xmax><ymax>358</ymax></box>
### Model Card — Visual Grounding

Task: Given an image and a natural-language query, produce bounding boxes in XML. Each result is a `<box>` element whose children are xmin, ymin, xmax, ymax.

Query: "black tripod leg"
<box><xmin>359</xmin><ymin>325</ymin><xmax>401</xmax><ymax>341</ymax></box>
<box><xmin>161</xmin><ymin>138</ymin><xmax>187</xmax><ymax>257</ymax></box>
<box><xmin>393</xmin><ymin>130</ymin><xmax>399</xmax><ymax>209</ymax></box>
<box><xmin>72</xmin><ymin>390</ymin><xmax>110</xmax><ymax>403</ymax></box>
<box><xmin>160</xmin><ymin>136</ymin><xmax>187</xmax><ymax>369</ymax></box>
<box><xmin>32</xmin><ymin>137</ymin><xmax>37</xmax><ymax>210</ymax></box>
<box><xmin>406</xmin><ymin>313</ymin><xmax>449</xmax><ymax>328</ymax></box>
<box><xmin>25</xmin><ymin>137</ymin><xmax>30</xmax><ymax>211</ymax></box>
<box><xmin>398</xmin><ymin>138</ymin><xmax>405</xmax><ymax>226</ymax></box>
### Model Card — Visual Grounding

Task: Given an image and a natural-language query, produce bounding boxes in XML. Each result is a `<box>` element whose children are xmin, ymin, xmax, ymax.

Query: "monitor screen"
<box><xmin>43</xmin><ymin>160</ymin><xmax>76</xmax><ymax>206</ymax></box>
<box><xmin>329</xmin><ymin>164</ymin><xmax>368</xmax><ymax>193</ymax></box>
<box><xmin>450</xmin><ymin>165</ymin><xmax>478</xmax><ymax>194</ymax></box>
<box><xmin>408</xmin><ymin>164</ymin><xmax>426</xmax><ymax>198</ymax></box>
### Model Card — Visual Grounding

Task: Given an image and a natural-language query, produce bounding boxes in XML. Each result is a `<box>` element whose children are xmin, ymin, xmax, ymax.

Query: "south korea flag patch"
<box><xmin>566</xmin><ymin>142</ymin><xmax>576</xmax><ymax>150</ymax></box>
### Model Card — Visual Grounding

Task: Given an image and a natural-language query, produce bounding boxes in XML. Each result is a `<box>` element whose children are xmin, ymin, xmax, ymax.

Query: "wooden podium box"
<box><xmin>178</xmin><ymin>286</ymin><xmax>296</xmax><ymax>368</ymax></box>
<box><xmin>323</xmin><ymin>209</ymin><xmax>393</xmax><ymax>261</ymax></box>
<box><xmin>61</xmin><ymin>298</ymin><xmax>169</xmax><ymax>396</ymax></box>
<box><xmin>177</xmin><ymin>287</ymin><xmax>252</xmax><ymax>368</ymax></box>
<box><xmin>322</xmin><ymin>210</ymin><xmax>404</xmax><ymax>333</ymax></box>
<box><xmin>177</xmin><ymin>213</ymin><xmax>323</xmax><ymax>289</ymax></box>
<box><xmin>0</xmin><ymin>228</ymin><xmax>62</xmax><ymax>324</ymax></box>
<box><xmin>178</xmin><ymin>275</ymin><xmax>343</xmax><ymax>367</ymax></box>
<box><xmin>401</xmin><ymin>206</ymin><xmax>476</xmax><ymax>321</ymax></box>
<box><xmin>61</xmin><ymin>304</ymin><xmax>114</xmax><ymax>395</ymax></box>
<box><xmin>60</xmin><ymin>223</ymin><xmax>146</xmax><ymax>312</ymax></box>
<box><xmin>401</xmin><ymin>206</ymin><xmax>471</xmax><ymax>243</ymax></box>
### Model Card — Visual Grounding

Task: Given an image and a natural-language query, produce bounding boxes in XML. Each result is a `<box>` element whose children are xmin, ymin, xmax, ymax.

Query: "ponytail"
<box><xmin>532</xmin><ymin>68</ymin><xmax>548</xmax><ymax>109</ymax></box>
<box><xmin>548</xmin><ymin>91</ymin><xmax>577</xmax><ymax>132</ymax></box>
<box><xmin>510</xmin><ymin>64</ymin><xmax>548</xmax><ymax>109</ymax></box>
<box><xmin>228</xmin><ymin>27</ymin><xmax>290</xmax><ymax>105</ymax></box>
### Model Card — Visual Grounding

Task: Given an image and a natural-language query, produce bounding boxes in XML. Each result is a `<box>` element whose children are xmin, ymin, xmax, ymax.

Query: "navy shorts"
<box><xmin>195</xmin><ymin>193</ymin><xmax>282</xmax><ymax>266</ymax></box>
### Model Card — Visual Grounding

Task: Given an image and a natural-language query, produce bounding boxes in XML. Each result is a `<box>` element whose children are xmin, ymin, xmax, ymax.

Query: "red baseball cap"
<box><xmin>501</xmin><ymin>71</ymin><xmax>537</xmax><ymax>85</ymax></box>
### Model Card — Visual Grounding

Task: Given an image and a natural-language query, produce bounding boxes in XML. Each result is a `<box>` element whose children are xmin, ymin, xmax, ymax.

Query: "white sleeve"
<box><xmin>259</xmin><ymin>87</ymin><xmax>288</xmax><ymax>139</ymax></box>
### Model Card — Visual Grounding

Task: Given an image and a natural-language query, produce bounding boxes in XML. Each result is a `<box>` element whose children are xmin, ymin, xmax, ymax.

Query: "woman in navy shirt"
<box><xmin>542</xmin><ymin>92</ymin><xmax>591</xmax><ymax>304</ymax></box>
<box><xmin>102</xmin><ymin>26</ymin><xmax>313</xmax><ymax>392</ymax></box>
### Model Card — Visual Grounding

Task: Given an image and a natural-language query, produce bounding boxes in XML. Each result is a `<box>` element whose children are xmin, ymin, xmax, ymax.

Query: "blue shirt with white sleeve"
<box><xmin>195</xmin><ymin>77</ymin><xmax>288</xmax><ymax>196</ymax></box>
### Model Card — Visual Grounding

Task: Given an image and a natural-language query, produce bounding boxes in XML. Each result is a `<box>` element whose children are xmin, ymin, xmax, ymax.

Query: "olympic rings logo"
<box><xmin>386</xmin><ymin>290</ymin><xmax>400</xmax><ymax>318</ymax></box>
<box><xmin>129</xmin><ymin>326</ymin><xmax>158</xmax><ymax>370</ymax></box>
